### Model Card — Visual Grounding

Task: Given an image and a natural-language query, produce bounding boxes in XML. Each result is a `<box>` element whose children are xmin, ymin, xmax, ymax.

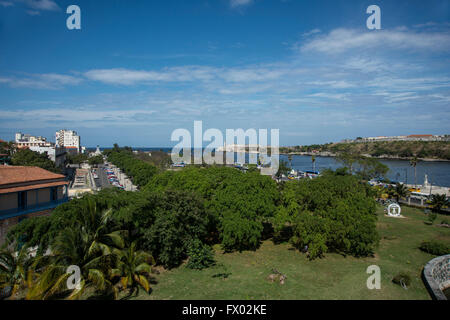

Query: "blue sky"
<box><xmin>0</xmin><ymin>0</ymin><xmax>449</xmax><ymax>147</ymax></box>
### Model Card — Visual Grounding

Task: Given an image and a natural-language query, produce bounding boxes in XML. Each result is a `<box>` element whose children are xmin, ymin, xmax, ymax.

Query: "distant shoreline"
<box><xmin>89</xmin><ymin>147</ymin><xmax>450</xmax><ymax>162</ymax></box>
<box><xmin>279</xmin><ymin>152</ymin><xmax>450</xmax><ymax>162</ymax></box>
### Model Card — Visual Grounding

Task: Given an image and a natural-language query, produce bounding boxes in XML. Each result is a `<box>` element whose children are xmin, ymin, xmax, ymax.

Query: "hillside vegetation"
<box><xmin>281</xmin><ymin>141</ymin><xmax>450</xmax><ymax>160</ymax></box>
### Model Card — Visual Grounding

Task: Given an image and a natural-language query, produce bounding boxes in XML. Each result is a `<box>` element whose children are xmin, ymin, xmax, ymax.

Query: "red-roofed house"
<box><xmin>406</xmin><ymin>134</ymin><xmax>434</xmax><ymax>141</ymax></box>
<box><xmin>407</xmin><ymin>134</ymin><xmax>433</xmax><ymax>138</ymax></box>
<box><xmin>0</xmin><ymin>166</ymin><xmax>69</xmax><ymax>244</ymax></box>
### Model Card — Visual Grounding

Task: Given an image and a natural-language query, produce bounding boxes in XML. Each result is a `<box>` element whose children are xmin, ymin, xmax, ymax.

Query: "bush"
<box><xmin>419</xmin><ymin>240</ymin><xmax>450</xmax><ymax>256</ymax></box>
<box><xmin>186</xmin><ymin>239</ymin><xmax>215</xmax><ymax>270</ymax></box>
<box><xmin>428</xmin><ymin>212</ymin><xmax>437</xmax><ymax>224</ymax></box>
<box><xmin>392</xmin><ymin>272</ymin><xmax>411</xmax><ymax>287</ymax></box>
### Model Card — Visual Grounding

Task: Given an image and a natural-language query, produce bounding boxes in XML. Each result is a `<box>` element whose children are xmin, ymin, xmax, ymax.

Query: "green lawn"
<box><xmin>132</xmin><ymin>206</ymin><xmax>450</xmax><ymax>300</ymax></box>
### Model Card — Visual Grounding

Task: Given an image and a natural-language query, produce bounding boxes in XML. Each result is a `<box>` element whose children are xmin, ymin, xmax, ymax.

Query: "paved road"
<box><xmin>94</xmin><ymin>165</ymin><xmax>112</xmax><ymax>189</ymax></box>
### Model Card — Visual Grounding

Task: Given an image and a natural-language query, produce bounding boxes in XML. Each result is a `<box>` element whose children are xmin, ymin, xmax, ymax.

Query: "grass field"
<box><xmin>131</xmin><ymin>206</ymin><xmax>450</xmax><ymax>300</ymax></box>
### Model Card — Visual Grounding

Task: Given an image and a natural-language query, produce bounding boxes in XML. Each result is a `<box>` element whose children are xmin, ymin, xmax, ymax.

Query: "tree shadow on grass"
<box><xmin>211</xmin><ymin>263</ymin><xmax>232</xmax><ymax>279</ymax></box>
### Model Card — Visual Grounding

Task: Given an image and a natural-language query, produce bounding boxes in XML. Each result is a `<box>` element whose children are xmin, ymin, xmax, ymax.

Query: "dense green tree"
<box><xmin>145</xmin><ymin>166</ymin><xmax>279</xmax><ymax>252</ymax></box>
<box><xmin>88</xmin><ymin>155</ymin><xmax>103</xmax><ymax>168</ymax></box>
<box><xmin>104</xmin><ymin>149</ymin><xmax>158</xmax><ymax>187</ymax></box>
<box><xmin>186</xmin><ymin>239</ymin><xmax>215</xmax><ymax>270</ymax></box>
<box><xmin>141</xmin><ymin>191</ymin><xmax>210</xmax><ymax>268</ymax></box>
<box><xmin>355</xmin><ymin>157</ymin><xmax>389</xmax><ymax>180</ymax></box>
<box><xmin>0</xmin><ymin>140</ymin><xmax>15</xmax><ymax>164</ymax></box>
<box><xmin>11</xmin><ymin>148</ymin><xmax>60</xmax><ymax>173</ymax></box>
<box><xmin>66</xmin><ymin>153</ymin><xmax>88</xmax><ymax>168</ymax></box>
<box><xmin>273</xmin><ymin>172</ymin><xmax>379</xmax><ymax>259</ymax></box>
<box><xmin>336</xmin><ymin>152</ymin><xmax>359</xmax><ymax>174</ymax></box>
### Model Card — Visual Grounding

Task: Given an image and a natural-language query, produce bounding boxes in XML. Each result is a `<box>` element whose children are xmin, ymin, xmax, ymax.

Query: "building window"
<box><xmin>50</xmin><ymin>187</ymin><xmax>57</xmax><ymax>201</ymax></box>
<box><xmin>18</xmin><ymin>191</ymin><xmax>27</xmax><ymax>210</ymax></box>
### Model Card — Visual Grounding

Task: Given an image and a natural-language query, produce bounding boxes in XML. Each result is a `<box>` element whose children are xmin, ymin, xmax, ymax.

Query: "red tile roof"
<box><xmin>407</xmin><ymin>134</ymin><xmax>433</xmax><ymax>138</ymax></box>
<box><xmin>0</xmin><ymin>166</ymin><xmax>66</xmax><ymax>186</ymax></box>
<box><xmin>0</xmin><ymin>180</ymin><xmax>68</xmax><ymax>194</ymax></box>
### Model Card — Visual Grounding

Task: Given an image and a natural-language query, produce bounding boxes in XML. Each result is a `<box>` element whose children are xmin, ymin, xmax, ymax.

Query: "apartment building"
<box><xmin>55</xmin><ymin>129</ymin><xmax>81</xmax><ymax>154</ymax></box>
<box><xmin>15</xmin><ymin>132</ymin><xmax>53</xmax><ymax>149</ymax></box>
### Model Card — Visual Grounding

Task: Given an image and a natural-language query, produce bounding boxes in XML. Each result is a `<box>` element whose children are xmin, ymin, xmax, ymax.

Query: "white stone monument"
<box><xmin>387</xmin><ymin>203</ymin><xmax>401</xmax><ymax>217</ymax></box>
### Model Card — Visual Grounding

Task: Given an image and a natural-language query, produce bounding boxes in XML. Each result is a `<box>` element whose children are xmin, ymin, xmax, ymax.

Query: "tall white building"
<box><xmin>56</xmin><ymin>130</ymin><xmax>80</xmax><ymax>153</ymax></box>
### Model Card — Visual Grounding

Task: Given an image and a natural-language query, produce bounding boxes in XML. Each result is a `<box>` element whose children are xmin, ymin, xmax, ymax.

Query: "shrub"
<box><xmin>419</xmin><ymin>240</ymin><xmax>450</xmax><ymax>256</ymax></box>
<box><xmin>186</xmin><ymin>239</ymin><xmax>215</xmax><ymax>270</ymax></box>
<box><xmin>392</xmin><ymin>272</ymin><xmax>411</xmax><ymax>287</ymax></box>
<box><xmin>428</xmin><ymin>212</ymin><xmax>437</xmax><ymax>224</ymax></box>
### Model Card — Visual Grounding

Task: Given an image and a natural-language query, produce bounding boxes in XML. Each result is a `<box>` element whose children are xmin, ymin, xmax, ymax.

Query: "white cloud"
<box><xmin>230</xmin><ymin>0</ymin><xmax>253</xmax><ymax>8</ymax></box>
<box><xmin>302</xmin><ymin>28</ymin><xmax>321</xmax><ymax>37</ymax></box>
<box><xmin>26</xmin><ymin>10</ymin><xmax>40</xmax><ymax>15</ymax></box>
<box><xmin>300</xmin><ymin>28</ymin><xmax>450</xmax><ymax>54</ymax></box>
<box><xmin>22</xmin><ymin>0</ymin><xmax>59</xmax><ymax>11</ymax></box>
<box><xmin>0</xmin><ymin>1</ymin><xmax>13</xmax><ymax>7</ymax></box>
<box><xmin>0</xmin><ymin>73</ymin><xmax>81</xmax><ymax>89</ymax></box>
<box><xmin>7</xmin><ymin>0</ymin><xmax>59</xmax><ymax>12</ymax></box>
<box><xmin>84</xmin><ymin>66</ymin><xmax>217</xmax><ymax>85</ymax></box>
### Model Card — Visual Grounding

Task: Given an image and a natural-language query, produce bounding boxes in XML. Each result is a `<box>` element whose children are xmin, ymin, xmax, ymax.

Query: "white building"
<box><xmin>56</xmin><ymin>130</ymin><xmax>80</xmax><ymax>153</ymax></box>
<box><xmin>29</xmin><ymin>145</ymin><xmax>67</xmax><ymax>168</ymax></box>
<box><xmin>15</xmin><ymin>132</ymin><xmax>53</xmax><ymax>148</ymax></box>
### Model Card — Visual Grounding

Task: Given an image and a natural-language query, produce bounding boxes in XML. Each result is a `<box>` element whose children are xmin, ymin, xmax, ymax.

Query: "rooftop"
<box><xmin>407</xmin><ymin>134</ymin><xmax>434</xmax><ymax>138</ymax></box>
<box><xmin>0</xmin><ymin>166</ymin><xmax>65</xmax><ymax>186</ymax></box>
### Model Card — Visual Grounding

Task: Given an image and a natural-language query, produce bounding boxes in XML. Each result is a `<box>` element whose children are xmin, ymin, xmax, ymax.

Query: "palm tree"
<box><xmin>429</xmin><ymin>194</ymin><xmax>450</xmax><ymax>212</ymax></box>
<box><xmin>0</xmin><ymin>246</ymin><xmax>37</xmax><ymax>299</ymax></box>
<box><xmin>27</xmin><ymin>201</ymin><xmax>126</xmax><ymax>300</ymax></box>
<box><xmin>287</xmin><ymin>154</ymin><xmax>293</xmax><ymax>169</ymax></box>
<box><xmin>311</xmin><ymin>155</ymin><xmax>316</xmax><ymax>173</ymax></box>
<box><xmin>112</xmin><ymin>241</ymin><xmax>154</xmax><ymax>297</ymax></box>
<box><xmin>27</xmin><ymin>228</ymin><xmax>122</xmax><ymax>300</ymax></box>
<box><xmin>409</xmin><ymin>156</ymin><xmax>418</xmax><ymax>190</ymax></box>
<box><xmin>393</xmin><ymin>183</ymin><xmax>410</xmax><ymax>202</ymax></box>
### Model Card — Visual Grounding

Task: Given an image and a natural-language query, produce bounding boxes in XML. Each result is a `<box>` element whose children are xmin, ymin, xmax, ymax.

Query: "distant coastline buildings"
<box><xmin>341</xmin><ymin>134</ymin><xmax>450</xmax><ymax>143</ymax></box>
